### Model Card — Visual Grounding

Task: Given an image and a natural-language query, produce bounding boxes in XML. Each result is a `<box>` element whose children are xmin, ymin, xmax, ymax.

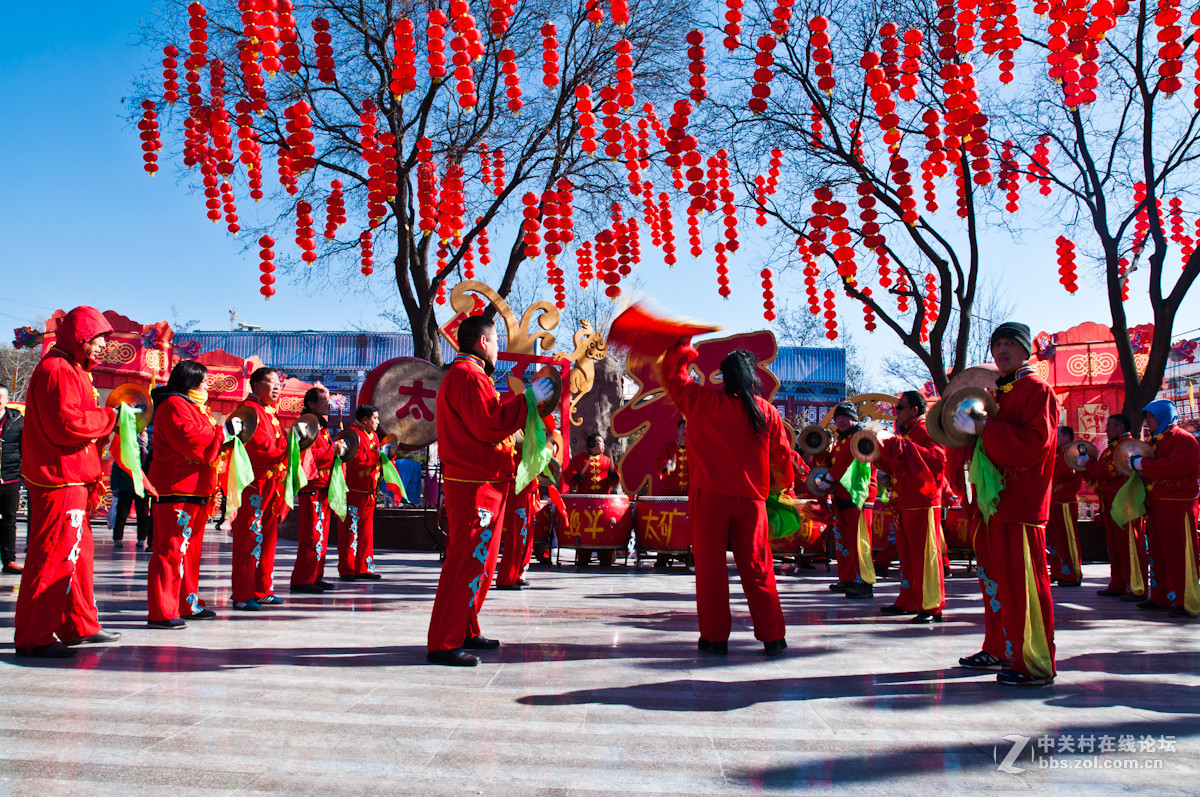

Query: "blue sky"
<box><xmin>1</xmin><ymin>2</ymin><xmax>1195</xmax><ymax>380</ymax></box>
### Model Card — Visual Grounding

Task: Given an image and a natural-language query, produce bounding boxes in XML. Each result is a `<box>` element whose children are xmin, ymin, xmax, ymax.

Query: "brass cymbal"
<box><xmin>1064</xmin><ymin>439</ymin><xmax>1098</xmax><ymax>471</ymax></box>
<box><xmin>532</xmin><ymin>364</ymin><xmax>563</xmax><ymax>417</ymax></box>
<box><xmin>797</xmin><ymin>425</ymin><xmax>832</xmax><ymax>456</ymax></box>
<box><xmin>938</xmin><ymin>387</ymin><xmax>999</xmax><ymax>449</ymax></box>
<box><xmin>806</xmin><ymin>466</ymin><xmax>833</xmax><ymax>496</ymax></box>
<box><xmin>943</xmin><ymin>365</ymin><xmax>1001</xmax><ymax>396</ymax></box>
<box><xmin>291</xmin><ymin>413</ymin><xmax>321</xmax><ymax>451</ymax></box>
<box><xmin>1113</xmin><ymin>438</ymin><xmax>1154</xmax><ymax>477</ymax></box>
<box><xmin>226</xmin><ymin>406</ymin><xmax>258</xmax><ymax>443</ymax></box>
<box><xmin>334</xmin><ymin>428</ymin><xmax>359</xmax><ymax>460</ymax></box>
<box><xmin>924</xmin><ymin>397</ymin><xmax>957</xmax><ymax>449</ymax></box>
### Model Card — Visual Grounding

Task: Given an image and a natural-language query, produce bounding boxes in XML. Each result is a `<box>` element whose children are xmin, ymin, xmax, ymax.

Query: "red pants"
<box><xmin>290</xmin><ymin>491</ymin><xmax>330</xmax><ymax>586</ymax></box>
<box><xmin>497</xmin><ymin>488</ymin><xmax>538</xmax><ymax>586</ymax></box>
<box><xmin>690</xmin><ymin>487</ymin><xmax>785</xmax><ymax>643</ymax></box>
<box><xmin>427</xmin><ymin>480</ymin><xmax>507</xmax><ymax>652</ymax></box>
<box><xmin>874</xmin><ymin>513</ymin><xmax>898</xmax><ymax>572</ymax></box>
<box><xmin>1144</xmin><ymin>498</ymin><xmax>1200</xmax><ymax>615</ymax></box>
<box><xmin>1045</xmin><ymin>501</ymin><xmax>1082</xmax><ymax>584</ymax></box>
<box><xmin>1099</xmin><ymin>500</ymin><xmax>1146</xmax><ymax>595</ymax></box>
<box><xmin>893</xmin><ymin>506</ymin><xmax>945</xmax><ymax>613</ymax></box>
<box><xmin>148</xmin><ymin>501</ymin><xmax>208</xmax><ymax>621</ymax></box>
<box><xmin>832</xmin><ymin>505</ymin><xmax>875</xmax><ymax>585</ymax></box>
<box><xmin>231</xmin><ymin>477</ymin><xmax>281</xmax><ymax>603</ymax></box>
<box><xmin>984</xmin><ymin>521</ymin><xmax>1056</xmax><ymax>679</ymax></box>
<box><xmin>14</xmin><ymin>485</ymin><xmax>102</xmax><ymax>649</ymax></box>
<box><xmin>337</xmin><ymin>490</ymin><xmax>376</xmax><ymax>577</ymax></box>
<box><xmin>968</xmin><ymin>512</ymin><xmax>1005</xmax><ymax>661</ymax></box>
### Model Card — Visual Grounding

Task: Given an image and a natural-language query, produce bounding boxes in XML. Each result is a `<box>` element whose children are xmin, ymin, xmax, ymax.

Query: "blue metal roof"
<box><xmin>770</xmin><ymin>346</ymin><xmax>845</xmax><ymax>386</ymax></box>
<box><xmin>177</xmin><ymin>331</ymin><xmax>457</xmax><ymax>373</ymax></box>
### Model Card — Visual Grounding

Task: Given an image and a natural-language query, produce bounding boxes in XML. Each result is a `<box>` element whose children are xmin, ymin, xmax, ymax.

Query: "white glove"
<box><xmin>380</xmin><ymin>443</ymin><xmax>394</xmax><ymax>458</ymax></box>
<box><xmin>227</xmin><ymin>417</ymin><xmax>243</xmax><ymax>436</ymax></box>
<box><xmin>131</xmin><ymin>406</ymin><xmax>144</xmax><ymax>416</ymax></box>
<box><xmin>664</xmin><ymin>457</ymin><xmax>677</xmax><ymax>474</ymax></box>
<box><xmin>530</xmin><ymin>377</ymin><xmax>555</xmax><ymax>403</ymax></box>
<box><xmin>335</xmin><ymin>440</ymin><xmax>348</xmax><ymax>457</ymax></box>
<box><xmin>1076</xmin><ymin>452</ymin><xmax>1090</xmax><ymax>466</ymax></box>
<box><xmin>1131</xmin><ymin>454</ymin><xmax>1143</xmax><ymax>472</ymax></box>
<box><xmin>951</xmin><ymin>408</ymin><xmax>980</xmax><ymax>435</ymax></box>
<box><xmin>816</xmin><ymin>474</ymin><xmax>834</xmax><ymax>490</ymax></box>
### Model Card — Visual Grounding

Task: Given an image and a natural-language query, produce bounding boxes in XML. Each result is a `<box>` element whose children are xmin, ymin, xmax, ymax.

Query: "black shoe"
<box><xmin>845</xmin><ymin>585</ymin><xmax>874</xmax><ymax>599</ymax></box>
<box><xmin>698</xmin><ymin>637</ymin><xmax>728</xmax><ymax>655</ymax></box>
<box><xmin>358</xmin><ymin>572</ymin><xmax>382</xmax><ymax>581</ymax></box>
<box><xmin>64</xmin><ymin>630</ymin><xmax>121</xmax><ymax>646</ymax></box>
<box><xmin>290</xmin><ymin>583</ymin><xmax>324</xmax><ymax>594</ymax></box>
<box><xmin>959</xmin><ymin>651</ymin><xmax>1008</xmax><ymax>670</ymax></box>
<box><xmin>1137</xmin><ymin>600</ymin><xmax>1166</xmax><ymax>611</ymax></box>
<box><xmin>912</xmin><ymin>611</ymin><xmax>943</xmax><ymax>624</ymax></box>
<box><xmin>1168</xmin><ymin>607</ymin><xmax>1196</xmax><ymax>619</ymax></box>
<box><xmin>880</xmin><ymin>604</ymin><xmax>912</xmax><ymax>616</ymax></box>
<box><xmin>517</xmin><ymin>579</ymin><xmax>530</xmax><ymax>587</ymax></box>
<box><xmin>258</xmin><ymin>595</ymin><xmax>286</xmax><ymax>606</ymax></box>
<box><xmin>494</xmin><ymin>583</ymin><xmax>523</xmax><ymax>590</ymax></box>
<box><xmin>148</xmin><ymin>618</ymin><xmax>187</xmax><ymax>629</ymax></box>
<box><xmin>463</xmin><ymin>635</ymin><xmax>500</xmax><ymax>650</ymax></box>
<box><xmin>997</xmin><ymin>669</ymin><xmax>1054</xmax><ymax>687</ymax></box>
<box><xmin>1120</xmin><ymin>592</ymin><xmax>1144</xmax><ymax>602</ymax></box>
<box><xmin>1</xmin><ymin>561</ymin><xmax>22</xmax><ymax>574</ymax></box>
<box><xmin>315</xmin><ymin>580</ymin><xmax>336</xmax><ymax>590</ymax></box>
<box><xmin>338</xmin><ymin>573</ymin><xmax>357</xmax><ymax>582</ymax></box>
<box><xmin>232</xmin><ymin>600</ymin><xmax>263</xmax><ymax>611</ymax></box>
<box><xmin>427</xmin><ymin>649</ymin><xmax>480</xmax><ymax>667</ymax></box>
<box><xmin>829</xmin><ymin>582</ymin><xmax>849</xmax><ymax>592</ymax></box>
<box><xmin>1096</xmin><ymin>588</ymin><xmax>1125</xmax><ymax>597</ymax></box>
<box><xmin>1056</xmin><ymin>580</ymin><xmax>1081</xmax><ymax>587</ymax></box>
<box><xmin>15</xmin><ymin>641</ymin><xmax>75</xmax><ymax>658</ymax></box>
<box><xmin>763</xmin><ymin>639</ymin><xmax>787</xmax><ymax>656</ymax></box>
<box><xmin>112</xmin><ymin>540</ymin><xmax>123</xmax><ymax>548</ymax></box>
<box><xmin>183</xmin><ymin>609</ymin><xmax>216</xmax><ymax>620</ymax></box>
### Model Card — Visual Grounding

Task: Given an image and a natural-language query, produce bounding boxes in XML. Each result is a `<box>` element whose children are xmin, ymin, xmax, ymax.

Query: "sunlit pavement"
<box><xmin>2</xmin><ymin>529</ymin><xmax>1197</xmax><ymax>795</ymax></box>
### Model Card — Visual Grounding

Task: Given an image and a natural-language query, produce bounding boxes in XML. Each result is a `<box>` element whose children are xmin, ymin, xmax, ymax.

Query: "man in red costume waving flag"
<box><xmin>15</xmin><ymin>306</ymin><xmax>122</xmax><ymax>657</ymax></box>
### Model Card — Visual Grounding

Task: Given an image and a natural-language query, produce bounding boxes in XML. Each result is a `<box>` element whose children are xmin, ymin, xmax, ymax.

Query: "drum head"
<box><xmin>1064</xmin><ymin>439</ymin><xmax>1099</xmax><ymax>471</ymax></box>
<box><xmin>370</xmin><ymin>358</ymin><xmax>444</xmax><ymax>450</ymax></box>
<box><xmin>334</xmin><ymin>429</ymin><xmax>359</xmax><ymax>460</ymax></box>
<box><xmin>227</xmin><ymin>406</ymin><xmax>258</xmax><ymax>443</ymax></box>
<box><xmin>292</xmin><ymin>413</ymin><xmax>321</xmax><ymax>451</ymax></box>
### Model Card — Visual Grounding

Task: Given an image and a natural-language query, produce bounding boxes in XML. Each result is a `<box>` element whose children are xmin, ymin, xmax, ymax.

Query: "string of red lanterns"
<box><xmin>1055</xmin><ymin>235</ymin><xmax>1078</xmax><ymax>293</ymax></box>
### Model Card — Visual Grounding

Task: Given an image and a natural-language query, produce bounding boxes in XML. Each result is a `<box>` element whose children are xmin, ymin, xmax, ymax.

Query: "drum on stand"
<box><xmin>941</xmin><ymin>505</ymin><xmax>977</xmax><ymax>573</ymax></box>
<box><xmin>554</xmin><ymin>494</ymin><xmax>634</xmax><ymax>563</ymax></box>
<box><xmin>633</xmin><ymin>496</ymin><xmax>691</xmax><ymax>567</ymax></box>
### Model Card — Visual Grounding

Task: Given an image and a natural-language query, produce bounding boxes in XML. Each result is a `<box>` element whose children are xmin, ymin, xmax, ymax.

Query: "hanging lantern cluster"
<box><xmin>491</xmin><ymin>0</ymin><xmax>516</xmax><ymax>34</ymax></box>
<box><xmin>611</xmin><ymin>0</ymin><xmax>631</xmax><ymax>26</ymax></box>
<box><xmin>797</xmin><ymin>237</ymin><xmax>821</xmax><ymax>314</ymax></box>
<box><xmin>438</xmin><ymin>163</ymin><xmax>465</xmax><ymax>242</ymax></box>
<box><xmin>461</xmin><ymin>236</ymin><xmax>475</xmax><ymax>279</ymax></box>
<box><xmin>822</xmin><ymin>288</ymin><xmax>838</xmax><ymax>340</ymax></box>
<box><xmin>898</xmin><ymin>29</ymin><xmax>922</xmax><ymax>100</ymax></box>
<box><xmin>391</xmin><ymin>18</ymin><xmax>417</xmax><ymax>97</ymax></box>
<box><xmin>139</xmin><ymin>101</ymin><xmax>163</xmax><ymax>175</ymax></box>
<box><xmin>1155</xmin><ymin>0</ymin><xmax>1184</xmax><ymax>96</ymax></box>
<box><xmin>659</xmin><ymin>192</ymin><xmax>677</xmax><ymax>266</ymax></box>
<box><xmin>895</xmin><ymin>271</ymin><xmax>911</xmax><ymax>314</ymax></box>
<box><xmin>724</xmin><ymin>0</ymin><xmax>744</xmax><ymax>49</ymax></box>
<box><xmin>577</xmin><ymin>240</ymin><xmax>594</xmax><ymax>287</ymax></box>
<box><xmin>325</xmin><ymin>180</ymin><xmax>345</xmax><ymax>239</ymax></box>
<box><xmin>449</xmin><ymin>2</ymin><xmax>483</xmax><ymax>109</ymax></box>
<box><xmin>221</xmin><ymin>181</ymin><xmax>239</xmax><ymax>234</ymax></box>
<box><xmin>576</xmin><ymin>85</ymin><xmax>598</xmax><ymax>154</ymax></box>
<box><xmin>600</xmin><ymin>85</ymin><xmax>622</xmax><ymax>158</ymax></box>
<box><xmin>808</xmin><ymin>16</ymin><xmax>836</xmax><ymax>95</ymax></box>
<box><xmin>1168</xmin><ymin>196</ymin><xmax>1186</xmax><ymax>244</ymax></box>
<box><xmin>880</xmin><ymin>23</ymin><xmax>901</xmax><ymax>90</ymax></box>
<box><xmin>761</xmin><ymin>267</ymin><xmax>776</xmax><ymax>321</ymax></box>
<box><xmin>585</xmin><ymin>0</ymin><xmax>604</xmax><ymax>26</ymax></box>
<box><xmin>807</xmin><ymin>186</ymin><xmax>830</xmax><ymax>257</ymax></box>
<box><xmin>162</xmin><ymin>46</ymin><xmax>180</xmax><ymax>104</ymax></box>
<box><xmin>933</xmin><ymin>0</ymin><xmax>957</xmax><ymax>62</ymax></box>
<box><xmin>417</xmin><ymin>162</ymin><xmax>439</xmax><ymax>236</ymax></box>
<box><xmin>258</xmin><ymin>234</ymin><xmax>276</xmax><ymax>298</ymax></box>
<box><xmin>857</xmin><ymin>181</ymin><xmax>888</xmax><ymax>280</ymax></box>
<box><xmin>825</xmin><ymin>192</ymin><xmax>857</xmax><ymax>279</ymax></box>
<box><xmin>921</xmin><ymin>274</ymin><xmax>938</xmax><ymax>341</ymax></box>
<box><xmin>748</xmin><ymin>33</ymin><xmax>777</xmax><ymax>114</ymax></box>
<box><xmin>427</xmin><ymin>10</ymin><xmax>448</xmax><ymax>81</ymax></box>
<box><xmin>542</xmin><ymin>23</ymin><xmax>559</xmax><ymax>89</ymax></box>
<box><xmin>479</xmin><ymin>221</ymin><xmax>492</xmax><ymax>267</ymax></box>
<box><xmin>715</xmin><ymin>241</ymin><xmax>731</xmax><ymax>298</ymax></box>
<box><xmin>284</xmin><ymin>100</ymin><xmax>315</xmax><ymax>172</ymax></box>
<box><xmin>491</xmin><ymin>148</ymin><xmax>506</xmax><ymax>194</ymax></box>
<box><xmin>1056</xmin><ymin>235</ymin><xmax>1078</xmax><ymax>292</ymax></box>
<box><xmin>278</xmin><ymin>1</ymin><xmax>301</xmax><ymax>74</ymax></box>
<box><xmin>479</xmin><ymin>142</ymin><xmax>491</xmax><ymax>185</ymax></box>
<box><xmin>862</xmin><ymin>51</ymin><xmax>900</xmax><ymax>151</ymax></box>
<box><xmin>521</xmin><ymin>192</ymin><xmax>542</xmax><ymax>259</ymax></box>
<box><xmin>686</xmin><ymin>30</ymin><xmax>707</xmax><ymax>103</ymax></box>
<box><xmin>296</xmin><ymin>200</ymin><xmax>317</xmax><ymax>264</ymax></box>
<box><xmin>614</xmin><ymin>39</ymin><xmax>635</xmax><ymax>109</ymax></box>
<box><xmin>275</xmin><ymin>147</ymin><xmax>297</xmax><ymax>195</ymax></box>
<box><xmin>499</xmin><ymin>47</ymin><xmax>522</xmax><ymax>112</ymax></box>
<box><xmin>754</xmin><ymin>148</ymin><xmax>782</xmax><ymax>226</ymax></box>
<box><xmin>201</xmin><ymin>158</ymin><xmax>222</xmax><ymax>222</ymax></box>
<box><xmin>860</xmin><ymin>286</ymin><xmax>876</xmax><ymax>332</ymax></box>
<box><xmin>1028</xmin><ymin>135</ymin><xmax>1053</xmax><ymax>196</ymax></box>
<box><xmin>1117</xmin><ymin>257</ymin><xmax>1130</xmax><ymax>301</ymax></box>
<box><xmin>185</xmin><ymin>2</ymin><xmax>208</xmax><ymax>111</ymax></box>
<box><xmin>353</xmin><ymin>229</ymin><xmax>371</xmax><ymax>277</ymax></box>
<box><xmin>312</xmin><ymin>17</ymin><xmax>337</xmax><ymax>83</ymax></box>
<box><xmin>595</xmin><ymin>228</ymin><xmax>618</xmax><ymax>297</ymax></box>
<box><xmin>1131</xmin><ymin>181</ymin><xmax>1150</xmax><ymax>256</ymax></box>
<box><xmin>998</xmin><ymin>141</ymin><xmax>1020</xmax><ymax>212</ymax></box>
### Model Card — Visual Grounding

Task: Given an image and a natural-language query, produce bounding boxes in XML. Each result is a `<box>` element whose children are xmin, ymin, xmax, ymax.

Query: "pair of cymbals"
<box><xmin>225</xmin><ymin>406</ymin><xmax>258</xmax><ymax>443</ymax></box>
<box><xmin>925</xmin><ymin>366</ymin><xmax>1002</xmax><ymax>449</ymax></box>
<box><xmin>806</xmin><ymin>466</ymin><xmax>833</xmax><ymax>496</ymax></box>
<box><xmin>291</xmin><ymin>413</ymin><xmax>322</xmax><ymax>451</ymax></box>
<box><xmin>1063</xmin><ymin>439</ymin><xmax>1098</xmax><ymax>471</ymax></box>
<box><xmin>106</xmin><ymin>383</ymin><xmax>153</xmax><ymax>431</ymax></box>
<box><xmin>1113</xmin><ymin>438</ymin><xmax>1154</xmax><ymax>476</ymax></box>
<box><xmin>927</xmin><ymin>387</ymin><xmax>998</xmax><ymax>449</ymax></box>
<box><xmin>849</xmin><ymin>424</ymin><xmax>893</xmax><ymax>464</ymax></box>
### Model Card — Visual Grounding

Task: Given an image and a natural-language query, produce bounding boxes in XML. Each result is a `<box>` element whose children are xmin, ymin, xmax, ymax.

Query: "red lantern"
<box><xmin>585</xmin><ymin>0</ymin><xmax>604</xmax><ymax>26</ymax></box>
<box><xmin>615</xmin><ymin>39</ymin><xmax>635</xmax><ymax>109</ymax></box>
<box><xmin>1027</xmin><ymin>134</ymin><xmax>1053</xmax><ymax>196</ymax></box>
<box><xmin>611</xmin><ymin>0</ymin><xmax>630</xmax><ymax>26</ymax></box>
<box><xmin>999</xmin><ymin>140</ymin><xmax>1020</xmax><ymax>212</ymax></box>
<box><xmin>313</xmin><ymin>17</ymin><xmax>337</xmax><ymax>84</ymax></box>
<box><xmin>417</xmin><ymin>161</ymin><xmax>439</xmax><ymax>236</ymax></box>
<box><xmin>279</xmin><ymin>2</ymin><xmax>301</xmax><ymax>74</ymax></box>
<box><xmin>438</xmin><ymin>163</ymin><xmax>466</xmax><ymax>241</ymax></box>
<box><xmin>427</xmin><ymin>9</ymin><xmax>448</xmax><ymax>81</ymax></box>
<box><xmin>449</xmin><ymin>4</ymin><xmax>479</xmax><ymax>108</ymax></box>
<box><xmin>797</xmin><ymin>237</ymin><xmax>821</xmax><ymax>315</ymax></box>
<box><xmin>391</xmin><ymin>18</ymin><xmax>417</xmax><ymax>96</ymax></box>
<box><xmin>138</xmin><ymin>100</ymin><xmax>163</xmax><ymax>175</ymax></box>
<box><xmin>899</xmin><ymin>29</ymin><xmax>922</xmax><ymax>101</ymax></box>
<box><xmin>295</xmin><ymin>200</ymin><xmax>317</xmax><ymax>264</ymax></box>
<box><xmin>686</xmin><ymin>29</ymin><xmax>707</xmax><ymax>103</ymax></box>
<box><xmin>479</xmin><ymin>141</ymin><xmax>491</xmax><ymax>185</ymax></box>
<box><xmin>521</xmin><ymin>192</ymin><xmax>542</xmax><ymax>259</ymax></box>
<box><xmin>761</xmin><ymin>267</ymin><xmax>777</xmax><ymax>321</ymax></box>
<box><xmin>325</xmin><ymin>179</ymin><xmax>346</xmax><ymax>239</ymax></box>
<box><xmin>715</xmin><ymin>241</ymin><xmax>731</xmax><ymax>298</ymax></box>
<box><xmin>258</xmin><ymin>234</ymin><xmax>276</xmax><ymax>298</ymax></box>
<box><xmin>498</xmin><ymin>47</ymin><xmax>522</xmax><ymax>112</ymax></box>
<box><xmin>284</xmin><ymin>100</ymin><xmax>315</xmax><ymax>172</ymax></box>
<box><xmin>724</xmin><ymin>0</ymin><xmax>744</xmax><ymax>50</ymax></box>
<box><xmin>576</xmin><ymin>84</ymin><xmax>598</xmax><ymax>155</ymax></box>
<box><xmin>749</xmin><ymin>34</ymin><xmax>777</xmax><ymax>114</ymax></box>
<box><xmin>492</xmin><ymin>148</ymin><xmax>506</xmax><ymax>195</ymax></box>
<box><xmin>577</xmin><ymin>239</ymin><xmax>594</xmax><ymax>287</ymax></box>
<box><xmin>1056</xmin><ymin>235</ymin><xmax>1078</xmax><ymax>293</ymax></box>
<box><xmin>809</xmin><ymin>16</ymin><xmax>836</xmax><ymax>95</ymax></box>
<box><xmin>491</xmin><ymin>0</ymin><xmax>516</xmax><ymax>35</ymax></box>
<box><xmin>659</xmin><ymin>192</ymin><xmax>677</xmax><ymax>266</ymax></box>
<box><xmin>162</xmin><ymin>46</ymin><xmax>180</xmax><ymax>104</ymax></box>
<box><xmin>860</xmin><ymin>286</ymin><xmax>876</xmax><ymax>332</ymax></box>
<box><xmin>1155</xmin><ymin>0</ymin><xmax>1184</xmax><ymax>96</ymax></box>
<box><xmin>542</xmin><ymin>23</ymin><xmax>559</xmax><ymax>89</ymax></box>
<box><xmin>823</xmin><ymin>288</ymin><xmax>838</xmax><ymax>340</ymax></box>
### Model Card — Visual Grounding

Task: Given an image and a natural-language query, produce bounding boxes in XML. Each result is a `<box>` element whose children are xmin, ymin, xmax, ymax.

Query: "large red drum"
<box><xmin>769</xmin><ymin>517</ymin><xmax>826</xmax><ymax>555</ymax></box>
<box><xmin>942</xmin><ymin>506</ymin><xmax>976</xmax><ymax>552</ymax></box>
<box><xmin>557</xmin><ymin>493</ymin><xmax>634</xmax><ymax>550</ymax></box>
<box><xmin>634</xmin><ymin>496</ymin><xmax>691</xmax><ymax>553</ymax></box>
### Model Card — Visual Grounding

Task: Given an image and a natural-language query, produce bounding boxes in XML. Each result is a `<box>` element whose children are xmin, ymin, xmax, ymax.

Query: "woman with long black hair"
<box><xmin>661</xmin><ymin>344</ymin><xmax>793</xmax><ymax>656</ymax></box>
<box><xmin>146</xmin><ymin>359</ymin><xmax>228</xmax><ymax>628</ymax></box>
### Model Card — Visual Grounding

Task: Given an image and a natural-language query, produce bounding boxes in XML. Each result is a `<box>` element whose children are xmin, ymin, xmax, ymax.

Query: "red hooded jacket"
<box><xmin>21</xmin><ymin>306</ymin><xmax>118</xmax><ymax>488</ymax></box>
<box><xmin>148</xmin><ymin>393</ymin><xmax>225</xmax><ymax>497</ymax></box>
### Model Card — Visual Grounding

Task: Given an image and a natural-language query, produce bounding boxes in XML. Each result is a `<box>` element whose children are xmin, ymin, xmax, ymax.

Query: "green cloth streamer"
<box><xmin>114</xmin><ymin>404</ymin><xmax>146</xmax><ymax>498</ymax></box>
<box><xmin>838</xmin><ymin>459</ymin><xmax>872</xmax><ymax>509</ymax></box>
<box><xmin>1111</xmin><ymin>471</ymin><xmax>1147</xmax><ymax>528</ymax></box>
<box><xmin>515</xmin><ymin>387</ymin><xmax>552</xmax><ymax>494</ymax></box>
<box><xmin>328</xmin><ymin>455</ymin><xmax>348</xmax><ymax>521</ymax></box>
<box><xmin>281</xmin><ymin>427</ymin><xmax>309</xmax><ymax>510</ymax></box>
<box><xmin>223</xmin><ymin>431</ymin><xmax>254</xmax><ymax>514</ymax></box>
<box><xmin>967</xmin><ymin>437</ymin><xmax>1005</xmax><ymax>522</ymax></box>
<box><xmin>767</xmin><ymin>493</ymin><xmax>802</xmax><ymax>539</ymax></box>
<box><xmin>380</xmin><ymin>456</ymin><xmax>409</xmax><ymax>502</ymax></box>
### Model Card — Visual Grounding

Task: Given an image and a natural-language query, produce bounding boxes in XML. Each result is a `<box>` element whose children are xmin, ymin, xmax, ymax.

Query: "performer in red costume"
<box><xmin>661</xmin><ymin>343</ymin><xmax>792</xmax><ymax>656</ymax></box>
<box><xmin>337</xmin><ymin>404</ymin><xmax>384</xmax><ymax>581</ymax></box>
<box><xmin>146</xmin><ymin>360</ymin><xmax>227</xmax><ymax>628</ymax></box>
<box><xmin>564</xmin><ymin>433</ymin><xmax>622</xmax><ymax>567</ymax></box>
<box><xmin>426</xmin><ymin>316</ymin><xmax>553</xmax><ymax>666</ymax></box>
<box><xmin>1133</xmin><ymin>399</ymin><xmax>1200</xmax><ymax>618</ymax></box>
<box><xmin>229</xmin><ymin>367</ymin><xmax>288</xmax><ymax>611</ymax></box>
<box><xmin>1046</xmin><ymin>425</ymin><xmax>1085</xmax><ymax>587</ymax></box>
<box><xmin>15</xmin><ymin>306</ymin><xmax>122</xmax><ymax>657</ymax></box>
<box><xmin>495</xmin><ymin>478</ymin><xmax>540</xmax><ymax>590</ymax></box>
<box><xmin>950</xmin><ymin>321</ymin><xmax>1059</xmax><ymax>686</ymax></box>
<box><xmin>819</xmin><ymin>402</ymin><xmax>878</xmax><ymax>600</ymax></box>
<box><xmin>654</xmin><ymin>419</ymin><xmax>690</xmax><ymax>496</ymax></box>
<box><xmin>290</xmin><ymin>388</ymin><xmax>338</xmax><ymax>593</ymax></box>
<box><xmin>1082</xmin><ymin>414</ymin><xmax>1146</xmax><ymax>600</ymax></box>
<box><xmin>874</xmin><ymin>391</ymin><xmax>948</xmax><ymax>623</ymax></box>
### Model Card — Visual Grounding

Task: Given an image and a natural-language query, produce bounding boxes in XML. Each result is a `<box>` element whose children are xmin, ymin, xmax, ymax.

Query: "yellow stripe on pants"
<box><xmin>1126</xmin><ymin>520</ymin><xmax>1145</xmax><ymax>597</ymax></box>
<box><xmin>921</xmin><ymin>507</ymin><xmax>943</xmax><ymax>612</ymax></box>
<box><xmin>857</xmin><ymin>512</ymin><xmax>876</xmax><ymax>585</ymax></box>
<box><xmin>1183</xmin><ymin>513</ymin><xmax>1200</xmax><ymax>617</ymax></box>
<box><xmin>1021</xmin><ymin>524</ymin><xmax>1055</xmax><ymax>679</ymax></box>
<box><xmin>1062</xmin><ymin>503</ymin><xmax>1081</xmax><ymax>582</ymax></box>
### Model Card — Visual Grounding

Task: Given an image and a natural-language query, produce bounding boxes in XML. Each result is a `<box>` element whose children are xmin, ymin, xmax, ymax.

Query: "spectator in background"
<box><xmin>110</xmin><ymin>430</ymin><xmax>152</xmax><ymax>549</ymax></box>
<box><xmin>0</xmin><ymin>383</ymin><xmax>23</xmax><ymax>574</ymax></box>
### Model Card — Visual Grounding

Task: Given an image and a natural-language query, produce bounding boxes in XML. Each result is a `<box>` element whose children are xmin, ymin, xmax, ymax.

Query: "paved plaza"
<box><xmin>2</xmin><ymin>530</ymin><xmax>1198</xmax><ymax>795</ymax></box>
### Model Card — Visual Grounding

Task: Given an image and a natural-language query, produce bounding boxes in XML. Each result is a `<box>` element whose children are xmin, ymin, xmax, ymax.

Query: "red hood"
<box><xmin>53</xmin><ymin>306</ymin><xmax>114</xmax><ymax>371</ymax></box>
